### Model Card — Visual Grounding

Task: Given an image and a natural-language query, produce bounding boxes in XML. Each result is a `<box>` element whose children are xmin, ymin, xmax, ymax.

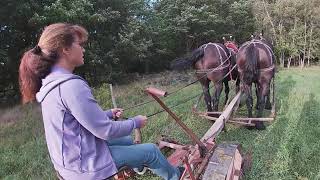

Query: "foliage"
<box><xmin>0</xmin><ymin>0</ymin><xmax>257</xmax><ymax>104</ymax></box>
<box><xmin>252</xmin><ymin>0</ymin><xmax>320</xmax><ymax>67</ymax></box>
<box><xmin>93</xmin><ymin>83</ymin><xmax>113</xmax><ymax>109</ymax></box>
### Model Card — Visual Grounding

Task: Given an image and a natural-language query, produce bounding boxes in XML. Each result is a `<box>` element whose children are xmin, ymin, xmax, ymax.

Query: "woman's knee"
<box><xmin>142</xmin><ymin>143</ymin><xmax>159</xmax><ymax>152</ymax></box>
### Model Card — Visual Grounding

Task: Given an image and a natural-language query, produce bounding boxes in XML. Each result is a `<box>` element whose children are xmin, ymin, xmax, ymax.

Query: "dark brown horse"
<box><xmin>236</xmin><ymin>36</ymin><xmax>275</xmax><ymax>130</ymax></box>
<box><xmin>171</xmin><ymin>42</ymin><xmax>239</xmax><ymax>112</ymax></box>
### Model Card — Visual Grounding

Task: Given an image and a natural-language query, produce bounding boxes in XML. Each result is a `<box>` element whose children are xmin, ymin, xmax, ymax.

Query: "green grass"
<box><xmin>1</xmin><ymin>68</ymin><xmax>320</xmax><ymax>179</ymax></box>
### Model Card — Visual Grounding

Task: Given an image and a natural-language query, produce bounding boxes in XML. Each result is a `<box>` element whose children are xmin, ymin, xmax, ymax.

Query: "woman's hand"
<box><xmin>111</xmin><ymin>108</ymin><xmax>123</xmax><ymax>119</ymax></box>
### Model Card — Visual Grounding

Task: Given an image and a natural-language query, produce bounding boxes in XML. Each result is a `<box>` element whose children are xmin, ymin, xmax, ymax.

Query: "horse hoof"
<box><xmin>255</xmin><ymin>122</ymin><xmax>266</xmax><ymax>130</ymax></box>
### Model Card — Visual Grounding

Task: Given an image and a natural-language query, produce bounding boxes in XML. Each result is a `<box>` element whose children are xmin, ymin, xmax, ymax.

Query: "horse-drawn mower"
<box><xmin>113</xmin><ymin>37</ymin><xmax>276</xmax><ymax>180</ymax></box>
<box><xmin>113</xmin><ymin>69</ymin><xmax>275</xmax><ymax>180</ymax></box>
<box><xmin>145</xmin><ymin>87</ymin><xmax>243</xmax><ymax>180</ymax></box>
<box><xmin>144</xmin><ymin>62</ymin><xmax>276</xmax><ymax>179</ymax></box>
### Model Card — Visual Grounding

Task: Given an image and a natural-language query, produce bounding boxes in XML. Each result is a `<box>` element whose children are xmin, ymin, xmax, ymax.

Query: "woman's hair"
<box><xmin>19</xmin><ymin>23</ymin><xmax>88</xmax><ymax>104</ymax></box>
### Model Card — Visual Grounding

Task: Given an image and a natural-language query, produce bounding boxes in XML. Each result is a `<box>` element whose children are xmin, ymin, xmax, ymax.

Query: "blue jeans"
<box><xmin>107</xmin><ymin>136</ymin><xmax>181</xmax><ymax>180</ymax></box>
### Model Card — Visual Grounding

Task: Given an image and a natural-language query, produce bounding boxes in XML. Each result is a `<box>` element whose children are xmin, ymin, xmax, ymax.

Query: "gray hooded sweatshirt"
<box><xmin>36</xmin><ymin>67</ymin><xmax>141</xmax><ymax>180</ymax></box>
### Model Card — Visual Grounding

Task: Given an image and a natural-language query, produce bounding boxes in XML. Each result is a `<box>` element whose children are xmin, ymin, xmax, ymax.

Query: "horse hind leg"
<box><xmin>201</xmin><ymin>79</ymin><xmax>212</xmax><ymax>112</ymax></box>
<box><xmin>223</xmin><ymin>80</ymin><xmax>230</xmax><ymax>105</ymax></box>
<box><xmin>265</xmin><ymin>84</ymin><xmax>272</xmax><ymax>110</ymax></box>
<box><xmin>255</xmin><ymin>83</ymin><xmax>260</xmax><ymax>110</ymax></box>
<box><xmin>242</xmin><ymin>83</ymin><xmax>257</xmax><ymax>129</ymax></box>
<box><xmin>236</xmin><ymin>78</ymin><xmax>240</xmax><ymax>92</ymax></box>
<box><xmin>255</xmin><ymin>83</ymin><xmax>268</xmax><ymax>130</ymax></box>
<box><xmin>245</xmin><ymin>84</ymin><xmax>253</xmax><ymax>118</ymax></box>
<box><xmin>212</xmin><ymin>82</ymin><xmax>223</xmax><ymax>112</ymax></box>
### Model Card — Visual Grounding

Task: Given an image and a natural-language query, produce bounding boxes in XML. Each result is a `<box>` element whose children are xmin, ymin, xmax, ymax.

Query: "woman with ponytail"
<box><xmin>19</xmin><ymin>23</ymin><xmax>182</xmax><ymax>180</ymax></box>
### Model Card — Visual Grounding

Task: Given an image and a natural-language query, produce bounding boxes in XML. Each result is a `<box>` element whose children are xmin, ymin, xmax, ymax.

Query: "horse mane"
<box><xmin>243</xmin><ymin>43</ymin><xmax>258</xmax><ymax>84</ymax></box>
<box><xmin>171</xmin><ymin>46</ymin><xmax>205</xmax><ymax>70</ymax></box>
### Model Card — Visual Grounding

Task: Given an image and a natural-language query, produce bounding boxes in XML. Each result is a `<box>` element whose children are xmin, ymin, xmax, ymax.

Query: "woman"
<box><xmin>19</xmin><ymin>23</ymin><xmax>182</xmax><ymax>180</ymax></box>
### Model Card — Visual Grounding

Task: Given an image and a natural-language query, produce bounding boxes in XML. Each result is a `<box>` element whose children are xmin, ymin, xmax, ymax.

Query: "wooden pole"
<box><xmin>109</xmin><ymin>84</ymin><xmax>141</xmax><ymax>143</ymax></box>
<box><xmin>201</xmin><ymin>92</ymin><xmax>241</xmax><ymax>141</ymax></box>
<box><xmin>109</xmin><ymin>84</ymin><xmax>117</xmax><ymax>108</ymax></box>
<box><xmin>200</xmin><ymin>115</ymin><xmax>273</xmax><ymax>122</ymax></box>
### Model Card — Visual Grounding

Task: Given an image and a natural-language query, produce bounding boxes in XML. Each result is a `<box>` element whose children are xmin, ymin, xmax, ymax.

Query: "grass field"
<box><xmin>1</xmin><ymin>68</ymin><xmax>320</xmax><ymax>180</ymax></box>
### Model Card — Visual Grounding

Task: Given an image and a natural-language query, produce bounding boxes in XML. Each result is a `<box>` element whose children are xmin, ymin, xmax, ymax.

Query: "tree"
<box><xmin>252</xmin><ymin>0</ymin><xmax>320</xmax><ymax>68</ymax></box>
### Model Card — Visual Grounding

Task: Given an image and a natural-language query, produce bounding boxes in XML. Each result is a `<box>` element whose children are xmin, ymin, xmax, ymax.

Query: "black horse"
<box><xmin>171</xmin><ymin>42</ymin><xmax>239</xmax><ymax>113</ymax></box>
<box><xmin>236</xmin><ymin>35</ymin><xmax>275</xmax><ymax>130</ymax></box>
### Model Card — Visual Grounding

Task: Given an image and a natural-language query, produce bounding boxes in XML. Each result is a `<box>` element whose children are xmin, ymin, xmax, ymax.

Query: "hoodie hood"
<box><xmin>36</xmin><ymin>73</ymin><xmax>83</xmax><ymax>103</ymax></box>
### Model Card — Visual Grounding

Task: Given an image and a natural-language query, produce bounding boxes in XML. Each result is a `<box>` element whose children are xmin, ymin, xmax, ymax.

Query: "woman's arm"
<box><xmin>60</xmin><ymin>79</ymin><xmax>142</xmax><ymax>140</ymax></box>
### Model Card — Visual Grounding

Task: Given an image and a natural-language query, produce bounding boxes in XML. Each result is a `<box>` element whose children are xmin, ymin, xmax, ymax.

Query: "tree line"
<box><xmin>0</xmin><ymin>0</ymin><xmax>319</xmax><ymax>105</ymax></box>
<box><xmin>253</xmin><ymin>0</ymin><xmax>320</xmax><ymax>67</ymax></box>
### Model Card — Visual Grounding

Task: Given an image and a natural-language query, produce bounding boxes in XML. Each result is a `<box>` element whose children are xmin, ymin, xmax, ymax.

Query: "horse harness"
<box><xmin>195</xmin><ymin>43</ymin><xmax>234</xmax><ymax>75</ymax></box>
<box><xmin>237</xmin><ymin>40</ymin><xmax>275</xmax><ymax>73</ymax></box>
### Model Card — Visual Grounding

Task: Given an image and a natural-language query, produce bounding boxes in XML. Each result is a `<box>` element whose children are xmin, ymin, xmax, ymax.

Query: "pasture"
<box><xmin>1</xmin><ymin>67</ymin><xmax>320</xmax><ymax>180</ymax></box>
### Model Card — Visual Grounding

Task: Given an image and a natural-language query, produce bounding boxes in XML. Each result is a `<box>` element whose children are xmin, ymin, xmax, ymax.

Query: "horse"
<box><xmin>171</xmin><ymin>42</ymin><xmax>239</xmax><ymax>113</ymax></box>
<box><xmin>236</xmin><ymin>35</ymin><xmax>275</xmax><ymax>130</ymax></box>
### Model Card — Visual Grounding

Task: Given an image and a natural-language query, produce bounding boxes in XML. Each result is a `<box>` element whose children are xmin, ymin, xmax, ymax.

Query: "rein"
<box><xmin>124</xmin><ymin>43</ymin><xmax>236</xmax><ymax>111</ymax></box>
<box><xmin>238</xmin><ymin>64</ymin><xmax>275</xmax><ymax>73</ymax></box>
<box><xmin>145</xmin><ymin>64</ymin><xmax>238</xmax><ymax>118</ymax></box>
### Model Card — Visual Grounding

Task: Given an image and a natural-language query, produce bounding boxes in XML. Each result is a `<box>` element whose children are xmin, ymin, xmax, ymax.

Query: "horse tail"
<box><xmin>171</xmin><ymin>47</ymin><xmax>205</xmax><ymax>70</ymax></box>
<box><xmin>243</xmin><ymin>43</ymin><xmax>258</xmax><ymax>84</ymax></box>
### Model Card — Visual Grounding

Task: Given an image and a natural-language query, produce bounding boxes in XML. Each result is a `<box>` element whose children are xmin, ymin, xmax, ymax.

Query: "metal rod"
<box><xmin>194</xmin><ymin>146</ymin><xmax>216</xmax><ymax>180</ymax></box>
<box><xmin>183</xmin><ymin>156</ymin><xmax>196</xmax><ymax>180</ymax></box>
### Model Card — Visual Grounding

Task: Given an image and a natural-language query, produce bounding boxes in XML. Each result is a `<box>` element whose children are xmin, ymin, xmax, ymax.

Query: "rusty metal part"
<box><xmin>183</xmin><ymin>156</ymin><xmax>196</xmax><ymax>180</ymax></box>
<box><xmin>194</xmin><ymin>145</ymin><xmax>216</xmax><ymax>180</ymax></box>
<box><xmin>145</xmin><ymin>87</ymin><xmax>168</xmax><ymax>97</ymax></box>
<box><xmin>146</xmin><ymin>86</ymin><xmax>245</xmax><ymax>180</ymax></box>
<box><xmin>167</xmin><ymin>149</ymin><xmax>189</xmax><ymax>167</ymax></box>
